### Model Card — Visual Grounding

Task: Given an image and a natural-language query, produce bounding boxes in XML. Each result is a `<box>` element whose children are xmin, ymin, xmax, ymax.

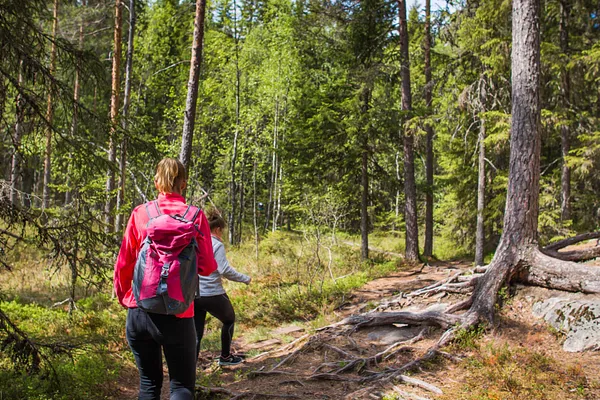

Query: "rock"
<box><xmin>367</xmin><ymin>326</ymin><xmax>423</xmax><ymax>345</ymax></box>
<box><xmin>533</xmin><ymin>298</ymin><xmax>600</xmax><ymax>352</ymax></box>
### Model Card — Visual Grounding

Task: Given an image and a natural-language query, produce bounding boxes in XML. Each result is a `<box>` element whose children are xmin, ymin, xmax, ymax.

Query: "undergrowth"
<box><xmin>0</xmin><ymin>229</ymin><xmax>421</xmax><ymax>398</ymax></box>
<box><xmin>438</xmin><ymin>342</ymin><xmax>597</xmax><ymax>400</ymax></box>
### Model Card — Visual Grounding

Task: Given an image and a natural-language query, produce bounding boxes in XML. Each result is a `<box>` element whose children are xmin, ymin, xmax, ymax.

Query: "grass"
<box><xmin>0</xmin><ymin>228</ymin><xmax>416</xmax><ymax>398</ymax></box>
<box><xmin>437</xmin><ymin>341</ymin><xmax>598</xmax><ymax>400</ymax></box>
<box><xmin>0</xmin><ymin>227</ymin><xmax>477</xmax><ymax>398</ymax></box>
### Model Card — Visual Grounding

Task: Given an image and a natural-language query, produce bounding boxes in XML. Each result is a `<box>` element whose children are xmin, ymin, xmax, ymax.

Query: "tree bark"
<box><xmin>42</xmin><ymin>0</ymin><xmax>59</xmax><ymax>210</ymax></box>
<box><xmin>423</xmin><ymin>0</ymin><xmax>434</xmax><ymax>258</ymax></box>
<box><xmin>116</xmin><ymin>0</ymin><xmax>135</xmax><ymax>232</ymax></box>
<box><xmin>398</xmin><ymin>0</ymin><xmax>419</xmax><ymax>262</ymax></box>
<box><xmin>559</xmin><ymin>0</ymin><xmax>571</xmax><ymax>221</ymax></box>
<box><xmin>66</xmin><ymin>0</ymin><xmax>86</xmax><ymax>206</ymax></box>
<box><xmin>343</xmin><ymin>310</ymin><xmax>461</xmax><ymax>330</ymax></box>
<box><xmin>360</xmin><ymin>87</ymin><xmax>370</xmax><ymax>261</ymax></box>
<box><xmin>474</xmin><ymin>119</ymin><xmax>486</xmax><ymax>266</ymax></box>
<box><xmin>521</xmin><ymin>250</ymin><xmax>600</xmax><ymax>293</ymax></box>
<box><xmin>105</xmin><ymin>0</ymin><xmax>123</xmax><ymax>231</ymax></box>
<box><xmin>264</xmin><ymin>97</ymin><xmax>279</xmax><ymax>234</ymax></box>
<box><xmin>11</xmin><ymin>61</ymin><xmax>25</xmax><ymax>205</ymax></box>
<box><xmin>253</xmin><ymin>156</ymin><xmax>259</xmax><ymax>262</ymax></box>
<box><xmin>229</xmin><ymin>0</ymin><xmax>241</xmax><ymax>245</ymax></box>
<box><xmin>467</xmin><ymin>0</ymin><xmax>541</xmax><ymax>323</ymax></box>
<box><xmin>180</xmin><ymin>0</ymin><xmax>207</xmax><ymax>175</ymax></box>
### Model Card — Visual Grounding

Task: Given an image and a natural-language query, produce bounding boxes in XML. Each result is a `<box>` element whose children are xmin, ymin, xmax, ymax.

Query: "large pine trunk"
<box><xmin>398</xmin><ymin>0</ymin><xmax>419</xmax><ymax>262</ymax></box>
<box><xmin>180</xmin><ymin>0</ymin><xmax>207</xmax><ymax>176</ymax></box>
<box><xmin>105</xmin><ymin>0</ymin><xmax>123</xmax><ymax>231</ymax></box>
<box><xmin>42</xmin><ymin>0</ymin><xmax>59</xmax><ymax>210</ymax></box>
<box><xmin>468</xmin><ymin>0</ymin><xmax>541</xmax><ymax>322</ymax></box>
<box><xmin>116</xmin><ymin>0</ymin><xmax>135</xmax><ymax>232</ymax></box>
<box><xmin>423</xmin><ymin>0</ymin><xmax>434</xmax><ymax>258</ymax></box>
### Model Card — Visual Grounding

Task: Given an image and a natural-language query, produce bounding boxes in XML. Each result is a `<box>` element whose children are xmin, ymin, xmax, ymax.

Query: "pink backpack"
<box><xmin>132</xmin><ymin>200</ymin><xmax>201</xmax><ymax>315</ymax></box>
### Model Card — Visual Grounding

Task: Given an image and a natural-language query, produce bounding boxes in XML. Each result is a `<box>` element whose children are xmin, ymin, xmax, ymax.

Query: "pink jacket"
<box><xmin>114</xmin><ymin>192</ymin><xmax>217</xmax><ymax>318</ymax></box>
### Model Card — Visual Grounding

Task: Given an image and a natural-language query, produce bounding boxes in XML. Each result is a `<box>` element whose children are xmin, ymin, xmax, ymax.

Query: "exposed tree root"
<box><xmin>544</xmin><ymin>231</ymin><xmax>600</xmax><ymax>251</ymax></box>
<box><xmin>340</xmin><ymin>310</ymin><xmax>461</xmax><ymax>330</ymax></box>
<box><xmin>243</xmin><ymin>242</ymin><xmax>600</xmax><ymax>399</ymax></box>
<box><xmin>541</xmin><ymin>246</ymin><xmax>600</xmax><ymax>263</ymax></box>
<box><xmin>521</xmin><ymin>248</ymin><xmax>600</xmax><ymax>293</ymax></box>
<box><xmin>540</xmin><ymin>231</ymin><xmax>600</xmax><ymax>262</ymax></box>
<box><xmin>197</xmin><ymin>385</ymin><xmax>303</xmax><ymax>399</ymax></box>
<box><xmin>250</xmin><ymin>334</ymin><xmax>311</xmax><ymax>363</ymax></box>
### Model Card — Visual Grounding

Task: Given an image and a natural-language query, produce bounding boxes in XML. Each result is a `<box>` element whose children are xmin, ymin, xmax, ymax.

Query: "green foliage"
<box><xmin>452</xmin><ymin>323</ymin><xmax>487</xmax><ymax>351</ymax></box>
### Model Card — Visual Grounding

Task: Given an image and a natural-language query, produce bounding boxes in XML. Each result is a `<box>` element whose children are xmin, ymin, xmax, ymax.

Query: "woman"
<box><xmin>194</xmin><ymin>210</ymin><xmax>251</xmax><ymax>366</ymax></box>
<box><xmin>114</xmin><ymin>158</ymin><xmax>216</xmax><ymax>400</ymax></box>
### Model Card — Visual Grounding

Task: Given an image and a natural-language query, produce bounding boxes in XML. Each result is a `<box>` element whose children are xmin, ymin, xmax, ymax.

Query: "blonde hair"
<box><xmin>154</xmin><ymin>158</ymin><xmax>186</xmax><ymax>194</ymax></box>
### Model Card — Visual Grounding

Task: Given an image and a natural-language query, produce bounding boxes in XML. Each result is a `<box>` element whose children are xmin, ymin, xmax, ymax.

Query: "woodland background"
<box><xmin>0</xmin><ymin>0</ymin><xmax>599</xmax><ymax>398</ymax></box>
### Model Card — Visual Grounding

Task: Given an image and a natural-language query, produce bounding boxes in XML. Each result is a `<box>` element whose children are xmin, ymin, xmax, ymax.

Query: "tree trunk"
<box><xmin>468</xmin><ymin>0</ymin><xmax>541</xmax><ymax>323</ymax></box>
<box><xmin>237</xmin><ymin>144</ymin><xmax>245</xmax><ymax>245</ymax></box>
<box><xmin>271</xmin><ymin>104</ymin><xmax>280</xmax><ymax>233</ymax></box>
<box><xmin>474</xmin><ymin>119</ymin><xmax>486</xmax><ymax>266</ymax></box>
<box><xmin>180</xmin><ymin>0</ymin><xmax>207</xmax><ymax>175</ymax></box>
<box><xmin>11</xmin><ymin>61</ymin><xmax>25</xmax><ymax>205</ymax></box>
<box><xmin>116</xmin><ymin>0</ymin><xmax>135</xmax><ymax>232</ymax></box>
<box><xmin>105</xmin><ymin>0</ymin><xmax>123</xmax><ymax>231</ymax></box>
<box><xmin>393</xmin><ymin>151</ymin><xmax>400</xmax><ymax>232</ymax></box>
<box><xmin>398</xmin><ymin>0</ymin><xmax>419</xmax><ymax>262</ymax></box>
<box><xmin>423</xmin><ymin>0</ymin><xmax>434</xmax><ymax>258</ymax></box>
<box><xmin>66</xmin><ymin>0</ymin><xmax>86</xmax><ymax>206</ymax></box>
<box><xmin>42</xmin><ymin>0</ymin><xmax>59</xmax><ymax>210</ymax></box>
<box><xmin>264</xmin><ymin>97</ymin><xmax>279</xmax><ymax>233</ymax></box>
<box><xmin>253</xmin><ymin>157</ymin><xmax>259</xmax><ymax>262</ymax></box>
<box><xmin>559</xmin><ymin>0</ymin><xmax>571</xmax><ymax>221</ymax></box>
<box><xmin>360</xmin><ymin>87</ymin><xmax>370</xmax><ymax>261</ymax></box>
<box><xmin>229</xmin><ymin>0</ymin><xmax>241</xmax><ymax>245</ymax></box>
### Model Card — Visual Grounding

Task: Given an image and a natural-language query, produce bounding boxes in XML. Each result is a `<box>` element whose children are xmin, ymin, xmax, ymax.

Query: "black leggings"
<box><xmin>126</xmin><ymin>308</ymin><xmax>196</xmax><ymax>400</ymax></box>
<box><xmin>194</xmin><ymin>294</ymin><xmax>236</xmax><ymax>358</ymax></box>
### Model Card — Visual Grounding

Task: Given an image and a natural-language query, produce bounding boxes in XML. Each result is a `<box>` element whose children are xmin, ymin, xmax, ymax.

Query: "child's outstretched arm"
<box><xmin>214</xmin><ymin>244</ymin><xmax>251</xmax><ymax>284</ymax></box>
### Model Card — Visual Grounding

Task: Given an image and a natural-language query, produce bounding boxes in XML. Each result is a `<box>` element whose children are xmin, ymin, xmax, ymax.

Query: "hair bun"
<box><xmin>205</xmin><ymin>207</ymin><xmax>222</xmax><ymax>221</ymax></box>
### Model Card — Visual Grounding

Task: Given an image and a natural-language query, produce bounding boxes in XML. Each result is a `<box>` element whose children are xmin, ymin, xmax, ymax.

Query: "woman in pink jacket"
<box><xmin>114</xmin><ymin>158</ymin><xmax>216</xmax><ymax>400</ymax></box>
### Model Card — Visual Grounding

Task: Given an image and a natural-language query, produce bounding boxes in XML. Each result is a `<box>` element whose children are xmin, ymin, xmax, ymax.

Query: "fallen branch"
<box><xmin>398</xmin><ymin>374</ymin><xmax>443</xmax><ymax>394</ymax></box>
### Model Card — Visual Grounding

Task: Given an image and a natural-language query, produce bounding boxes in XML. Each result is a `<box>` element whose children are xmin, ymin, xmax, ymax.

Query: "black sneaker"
<box><xmin>218</xmin><ymin>354</ymin><xmax>244</xmax><ymax>366</ymax></box>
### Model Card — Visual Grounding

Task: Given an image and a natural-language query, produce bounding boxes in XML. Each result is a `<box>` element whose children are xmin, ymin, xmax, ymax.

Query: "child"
<box><xmin>194</xmin><ymin>210</ymin><xmax>251</xmax><ymax>366</ymax></box>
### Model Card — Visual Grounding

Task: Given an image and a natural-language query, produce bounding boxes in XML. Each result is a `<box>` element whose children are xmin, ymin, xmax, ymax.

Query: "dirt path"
<box><xmin>113</xmin><ymin>256</ymin><xmax>600</xmax><ymax>399</ymax></box>
<box><xmin>196</xmin><ymin>261</ymin><xmax>474</xmax><ymax>399</ymax></box>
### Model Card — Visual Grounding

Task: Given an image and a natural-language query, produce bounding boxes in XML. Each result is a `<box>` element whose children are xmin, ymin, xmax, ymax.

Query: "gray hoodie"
<box><xmin>198</xmin><ymin>235</ymin><xmax>250</xmax><ymax>297</ymax></box>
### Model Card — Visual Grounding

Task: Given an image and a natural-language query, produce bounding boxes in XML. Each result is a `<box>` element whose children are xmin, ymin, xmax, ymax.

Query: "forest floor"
<box><xmin>113</xmin><ymin>244</ymin><xmax>600</xmax><ymax>400</ymax></box>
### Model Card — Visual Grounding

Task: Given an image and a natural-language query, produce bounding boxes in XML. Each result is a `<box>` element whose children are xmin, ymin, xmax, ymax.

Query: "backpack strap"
<box><xmin>144</xmin><ymin>200</ymin><xmax>162</xmax><ymax>220</ymax></box>
<box><xmin>182</xmin><ymin>205</ymin><xmax>201</xmax><ymax>222</ymax></box>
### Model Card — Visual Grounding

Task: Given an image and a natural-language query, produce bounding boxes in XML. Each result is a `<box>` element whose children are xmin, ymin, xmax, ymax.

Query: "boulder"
<box><xmin>532</xmin><ymin>298</ymin><xmax>600</xmax><ymax>352</ymax></box>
